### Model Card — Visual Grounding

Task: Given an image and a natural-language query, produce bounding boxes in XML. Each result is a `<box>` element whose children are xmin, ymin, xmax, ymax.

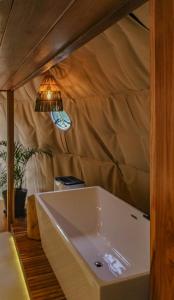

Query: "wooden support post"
<box><xmin>7</xmin><ymin>90</ymin><xmax>14</xmax><ymax>231</ymax></box>
<box><xmin>150</xmin><ymin>0</ymin><xmax>174</xmax><ymax>299</ymax></box>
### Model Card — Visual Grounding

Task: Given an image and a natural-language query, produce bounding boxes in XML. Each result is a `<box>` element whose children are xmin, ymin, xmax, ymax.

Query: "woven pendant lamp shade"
<box><xmin>35</xmin><ymin>74</ymin><xmax>63</xmax><ymax>112</ymax></box>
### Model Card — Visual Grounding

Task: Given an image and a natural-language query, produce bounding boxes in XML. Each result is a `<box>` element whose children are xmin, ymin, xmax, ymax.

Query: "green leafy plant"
<box><xmin>0</xmin><ymin>140</ymin><xmax>52</xmax><ymax>191</ymax></box>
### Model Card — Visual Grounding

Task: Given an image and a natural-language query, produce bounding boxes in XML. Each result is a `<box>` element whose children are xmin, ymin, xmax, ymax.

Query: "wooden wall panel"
<box><xmin>150</xmin><ymin>0</ymin><xmax>174</xmax><ymax>299</ymax></box>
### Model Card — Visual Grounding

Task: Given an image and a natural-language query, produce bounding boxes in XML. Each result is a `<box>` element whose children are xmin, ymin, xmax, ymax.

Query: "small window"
<box><xmin>51</xmin><ymin>111</ymin><xmax>71</xmax><ymax>131</ymax></box>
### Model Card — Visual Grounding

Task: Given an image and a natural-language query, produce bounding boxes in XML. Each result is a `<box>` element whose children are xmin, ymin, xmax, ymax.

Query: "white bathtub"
<box><xmin>36</xmin><ymin>186</ymin><xmax>150</xmax><ymax>300</ymax></box>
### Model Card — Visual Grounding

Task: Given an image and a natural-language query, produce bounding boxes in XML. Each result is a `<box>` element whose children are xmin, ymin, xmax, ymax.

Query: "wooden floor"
<box><xmin>12</xmin><ymin>223</ymin><xmax>67</xmax><ymax>300</ymax></box>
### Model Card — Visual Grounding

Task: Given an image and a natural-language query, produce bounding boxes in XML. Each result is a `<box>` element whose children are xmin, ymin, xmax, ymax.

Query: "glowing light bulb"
<box><xmin>46</xmin><ymin>90</ymin><xmax>53</xmax><ymax>100</ymax></box>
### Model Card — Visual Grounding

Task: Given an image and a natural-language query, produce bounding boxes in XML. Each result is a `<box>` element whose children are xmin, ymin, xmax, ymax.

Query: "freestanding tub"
<box><xmin>36</xmin><ymin>186</ymin><xmax>150</xmax><ymax>300</ymax></box>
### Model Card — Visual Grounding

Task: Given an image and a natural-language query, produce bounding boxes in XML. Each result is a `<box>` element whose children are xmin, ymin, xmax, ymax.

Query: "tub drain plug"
<box><xmin>94</xmin><ymin>261</ymin><xmax>103</xmax><ymax>268</ymax></box>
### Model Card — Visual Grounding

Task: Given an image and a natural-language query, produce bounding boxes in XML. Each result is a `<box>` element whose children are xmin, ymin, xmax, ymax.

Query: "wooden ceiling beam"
<box><xmin>0</xmin><ymin>0</ymin><xmax>146</xmax><ymax>90</ymax></box>
<box><xmin>13</xmin><ymin>0</ymin><xmax>147</xmax><ymax>90</ymax></box>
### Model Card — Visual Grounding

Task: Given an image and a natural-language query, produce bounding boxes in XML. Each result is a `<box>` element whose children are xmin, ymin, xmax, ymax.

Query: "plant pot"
<box><xmin>2</xmin><ymin>188</ymin><xmax>27</xmax><ymax>218</ymax></box>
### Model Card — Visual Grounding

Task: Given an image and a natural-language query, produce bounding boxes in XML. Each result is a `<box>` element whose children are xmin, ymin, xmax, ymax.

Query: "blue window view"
<box><xmin>51</xmin><ymin>111</ymin><xmax>71</xmax><ymax>131</ymax></box>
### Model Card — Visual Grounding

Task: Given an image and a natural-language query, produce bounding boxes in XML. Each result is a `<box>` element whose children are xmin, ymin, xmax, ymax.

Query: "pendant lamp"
<box><xmin>35</xmin><ymin>74</ymin><xmax>63</xmax><ymax>112</ymax></box>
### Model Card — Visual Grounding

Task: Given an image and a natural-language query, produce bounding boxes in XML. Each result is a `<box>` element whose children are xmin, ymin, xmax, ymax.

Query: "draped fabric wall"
<box><xmin>0</xmin><ymin>3</ymin><xmax>150</xmax><ymax>213</ymax></box>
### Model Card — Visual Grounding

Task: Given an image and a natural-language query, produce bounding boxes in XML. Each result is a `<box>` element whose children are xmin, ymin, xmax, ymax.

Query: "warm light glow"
<box><xmin>46</xmin><ymin>90</ymin><xmax>53</xmax><ymax>100</ymax></box>
<box><xmin>10</xmin><ymin>237</ymin><xmax>30</xmax><ymax>299</ymax></box>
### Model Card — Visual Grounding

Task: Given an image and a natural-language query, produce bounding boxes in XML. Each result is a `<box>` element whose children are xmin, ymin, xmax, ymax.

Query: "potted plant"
<box><xmin>0</xmin><ymin>140</ymin><xmax>52</xmax><ymax>218</ymax></box>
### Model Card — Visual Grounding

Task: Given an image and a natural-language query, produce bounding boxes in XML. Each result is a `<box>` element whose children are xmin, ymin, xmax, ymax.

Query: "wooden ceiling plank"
<box><xmin>0</xmin><ymin>0</ymin><xmax>72</xmax><ymax>88</ymax></box>
<box><xmin>2</xmin><ymin>0</ymin><xmax>119</xmax><ymax>88</ymax></box>
<box><xmin>0</xmin><ymin>0</ymin><xmax>13</xmax><ymax>46</ymax></box>
<box><xmin>4</xmin><ymin>0</ymin><xmax>146</xmax><ymax>90</ymax></box>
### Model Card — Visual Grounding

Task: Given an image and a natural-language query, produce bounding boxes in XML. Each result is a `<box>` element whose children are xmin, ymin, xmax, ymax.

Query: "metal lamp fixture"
<box><xmin>35</xmin><ymin>74</ymin><xmax>63</xmax><ymax>112</ymax></box>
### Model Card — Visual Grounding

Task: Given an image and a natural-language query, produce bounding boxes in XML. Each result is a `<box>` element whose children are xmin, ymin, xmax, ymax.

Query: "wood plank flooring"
<box><xmin>12</xmin><ymin>223</ymin><xmax>66</xmax><ymax>300</ymax></box>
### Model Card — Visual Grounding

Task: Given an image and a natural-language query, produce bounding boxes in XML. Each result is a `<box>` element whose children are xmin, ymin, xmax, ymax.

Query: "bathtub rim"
<box><xmin>35</xmin><ymin>186</ymin><xmax>149</xmax><ymax>287</ymax></box>
<box><xmin>36</xmin><ymin>186</ymin><xmax>148</xmax><ymax>217</ymax></box>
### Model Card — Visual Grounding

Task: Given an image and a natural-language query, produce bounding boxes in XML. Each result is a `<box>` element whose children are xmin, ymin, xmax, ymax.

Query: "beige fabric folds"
<box><xmin>0</xmin><ymin>3</ymin><xmax>150</xmax><ymax>213</ymax></box>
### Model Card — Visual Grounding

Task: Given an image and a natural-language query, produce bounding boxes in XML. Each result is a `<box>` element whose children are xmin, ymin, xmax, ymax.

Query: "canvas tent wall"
<box><xmin>0</xmin><ymin>3</ymin><xmax>149</xmax><ymax>213</ymax></box>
